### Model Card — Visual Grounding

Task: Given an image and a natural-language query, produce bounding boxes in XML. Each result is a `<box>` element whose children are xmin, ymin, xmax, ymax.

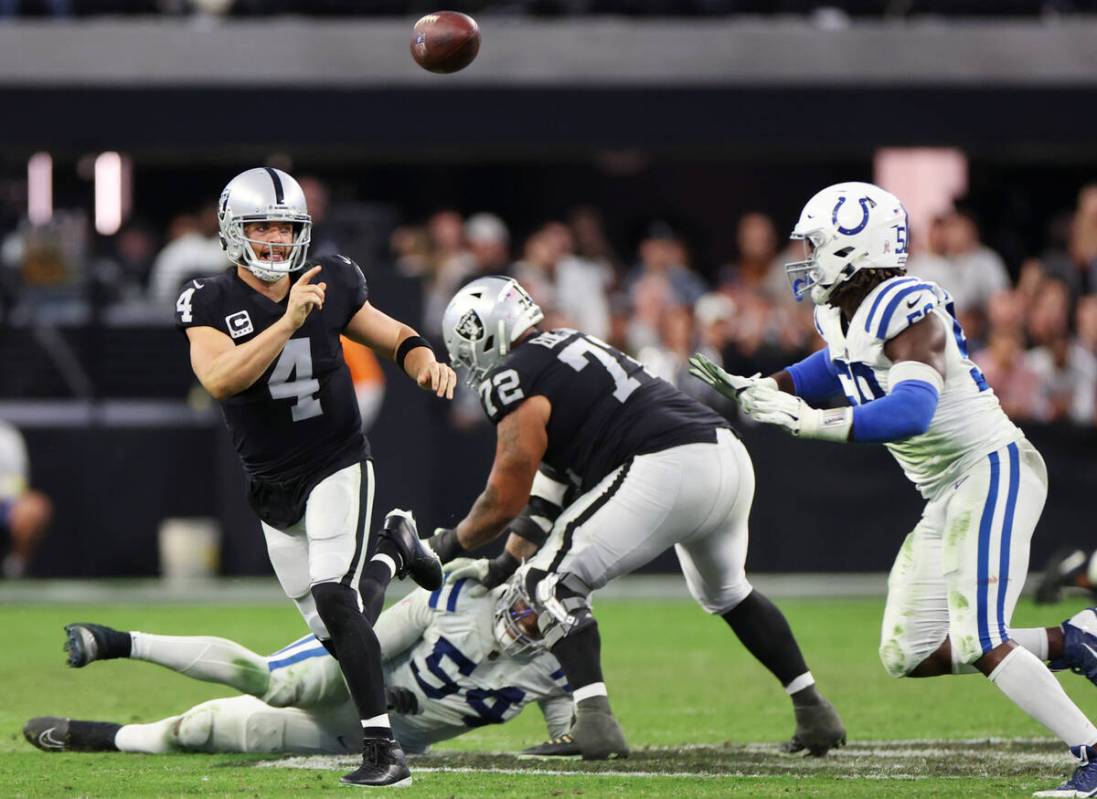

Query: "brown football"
<box><xmin>410</xmin><ymin>11</ymin><xmax>480</xmax><ymax>74</ymax></box>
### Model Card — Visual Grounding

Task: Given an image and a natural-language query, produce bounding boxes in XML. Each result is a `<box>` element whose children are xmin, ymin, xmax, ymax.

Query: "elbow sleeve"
<box><xmin>851</xmin><ymin>362</ymin><xmax>942</xmax><ymax>444</ymax></box>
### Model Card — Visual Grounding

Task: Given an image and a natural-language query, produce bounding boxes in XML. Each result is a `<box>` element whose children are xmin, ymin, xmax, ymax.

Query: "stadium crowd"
<box><xmin>2</xmin><ymin>178</ymin><xmax>1097</xmax><ymax>426</ymax></box>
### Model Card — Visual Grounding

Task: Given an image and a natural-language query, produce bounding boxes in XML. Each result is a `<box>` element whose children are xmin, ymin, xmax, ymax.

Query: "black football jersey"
<box><xmin>478</xmin><ymin>329</ymin><xmax>730</xmax><ymax>491</ymax></box>
<box><xmin>175</xmin><ymin>254</ymin><xmax>369</xmax><ymax>486</ymax></box>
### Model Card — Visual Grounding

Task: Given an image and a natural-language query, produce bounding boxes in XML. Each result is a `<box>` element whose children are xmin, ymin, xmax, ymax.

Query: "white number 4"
<box><xmin>269</xmin><ymin>339</ymin><xmax>323</xmax><ymax>422</ymax></box>
<box><xmin>176</xmin><ymin>287</ymin><xmax>196</xmax><ymax>323</ymax></box>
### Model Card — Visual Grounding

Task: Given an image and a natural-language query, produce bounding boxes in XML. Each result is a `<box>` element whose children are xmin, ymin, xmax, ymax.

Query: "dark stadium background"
<box><xmin>1</xmin><ymin>1</ymin><xmax>1095</xmax><ymax>578</ymax></box>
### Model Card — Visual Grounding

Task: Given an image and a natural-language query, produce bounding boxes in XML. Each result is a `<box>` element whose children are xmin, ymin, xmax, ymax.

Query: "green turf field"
<box><xmin>1</xmin><ymin>593</ymin><xmax>1094</xmax><ymax>797</ymax></box>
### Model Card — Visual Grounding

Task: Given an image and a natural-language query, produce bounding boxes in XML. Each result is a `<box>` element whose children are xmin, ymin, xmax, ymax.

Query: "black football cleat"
<box><xmin>23</xmin><ymin>717</ymin><xmax>120</xmax><ymax>753</ymax></box>
<box><xmin>781</xmin><ymin>697</ymin><xmax>847</xmax><ymax>757</ymax></box>
<box><xmin>340</xmin><ymin>738</ymin><xmax>412</xmax><ymax>788</ymax></box>
<box><xmin>382</xmin><ymin>510</ymin><xmax>443</xmax><ymax>592</ymax></box>
<box><xmin>1036</xmin><ymin>548</ymin><xmax>1091</xmax><ymax>605</ymax></box>
<box><xmin>24</xmin><ymin>717</ymin><xmax>71</xmax><ymax>752</ymax></box>
<box><xmin>64</xmin><ymin>623</ymin><xmax>129</xmax><ymax>668</ymax></box>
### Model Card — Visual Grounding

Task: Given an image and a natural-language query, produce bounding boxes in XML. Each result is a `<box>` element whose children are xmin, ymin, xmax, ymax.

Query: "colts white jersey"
<box><xmin>379</xmin><ymin>580</ymin><xmax>572</xmax><ymax>754</ymax></box>
<box><xmin>813</xmin><ymin>275</ymin><xmax>1022</xmax><ymax>498</ymax></box>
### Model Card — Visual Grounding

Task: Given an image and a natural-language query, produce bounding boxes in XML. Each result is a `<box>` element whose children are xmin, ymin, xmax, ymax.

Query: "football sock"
<box><xmin>311</xmin><ymin>582</ymin><xmax>388</xmax><ymax>724</ymax></box>
<box><xmin>67</xmin><ymin>720</ymin><xmax>122</xmax><ymax>751</ymax></box>
<box><xmin>721</xmin><ymin>590</ymin><xmax>811</xmax><ymax>688</ymax></box>
<box><xmin>375</xmin><ymin>538</ymin><xmax>404</xmax><ymax>574</ymax></box>
<box><xmin>358</xmin><ymin>560</ymin><xmax>394</xmax><ymax>625</ymax></box>
<box><xmin>550</xmin><ymin>622</ymin><xmax>605</xmax><ymax>691</ymax></box>
<box><xmin>361</xmin><ymin>713</ymin><xmax>393</xmax><ymax>741</ymax></box>
<box><xmin>130</xmin><ymin>632</ymin><xmax>270</xmax><ymax>696</ymax></box>
<box><xmin>115</xmin><ymin>717</ymin><xmax>179</xmax><ymax>753</ymax></box>
<box><xmin>1010</xmin><ymin>627</ymin><xmax>1050</xmax><ymax>661</ymax></box>
<box><xmin>94</xmin><ymin>626</ymin><xmax>133</xmax><ymax>659</ymax></box>
<box><xmin>989</xmin><ymin>646</ymin><xmax>1097</xmax><ymax>747</ymax></box>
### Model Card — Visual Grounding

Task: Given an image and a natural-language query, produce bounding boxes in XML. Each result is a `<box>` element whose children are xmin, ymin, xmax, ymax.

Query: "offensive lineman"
<box><xmin>167</xmin><ymin>167</ymin><xmax>452</xmax><ymax>787</ymax></box>
<box><xmin>428</xmin><ymin>276</ymin><xmax>846</xmax><ymax>760</ymax></box>
<box><xmin>24</xmin><ymin>576</ymin><xmax>572</xmax><ymax>756</ymax></box>
<box><xmin>691</xmin><ymin>181</ymin><xmax>1097</xmax><ymax>798</ymax></box>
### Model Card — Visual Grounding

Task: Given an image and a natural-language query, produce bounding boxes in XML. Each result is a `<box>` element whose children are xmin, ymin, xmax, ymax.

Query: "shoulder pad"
<box><xmin>861</xmin><ymin>276</ymin><xmax>943</xmax><ymax>342</ymax></box>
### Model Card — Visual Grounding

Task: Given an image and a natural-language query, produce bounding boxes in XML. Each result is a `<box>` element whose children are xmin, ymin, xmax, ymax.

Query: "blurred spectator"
<box><xmin>690</xmin><ymin>292</ymin><xmax>739</xmax><ymax>414</ymax></box>
<box><xmin>341</xmin><ymin>337</ymin><xmax>386</xmax><ymax>432</ymax></box>
<box><xmin>421</xmin><ymin>209</ymin><xmax>474</xmax><ymax>338</ymax></box>
<box><xmin>974</xmin><ymin>326</ymin><xmax>1042</xmax><ymax>421</ymax></box>
<box><xmin>1025</xmin><ymin>335</ymin><xmax>1097</xmax><ymax>424</ymax></box>
<box><xmin>719</xmin><ymin>212</ymin><xmax>786</xmax><ymax>304</ymax></box>
<box><xmin>0</xmin><ymin>419</ymin><xmax>51</xmax><ymax>579</ymax></box>
<box><xmin>906</xmin><ymin>214</ymin><xmax>952</xmax><ymax>291</ymax></box>
<box><xmin>465</xmin><ymin>212</ymin><xmax>510</xmax><ymax>276</ymax></box>
<box><xmin>1077</xmin><ymin>294</ymin><xmax>1097</xmax><ymax>358</ymax></box>
<box><xmin>298</xmin><ymin>176</ymin><xmax>338</xmax><ymax>259</ymax></box>
<box><xmin>624</xmin><ymin>224</ymin><xmax>706</xmax><ymax>352</ymax></box>
<box><xmin>1070</xmin><ymin>183</ymin><xmax>1097</xmax><ymax>293</ymax></box>
<box><xmin>511</xmin><ymin>220</ymin><xmax>612</xmax><ymax>341</ymax></box>
<box><xmin>90</xmin><ymin>220</ymin><xmax>160</xmax><ymax>305</ymax></box>
<box><xmin>913</xmin><ymin>208</ymin><xmax>1010</xmax><ymax>318</ymax></box>
<box><xmin>390</xmin><ymin>224</ymin><xmax>433</xmax><ymax>278</ymax></box>
<box><xmin>637</xmin><ymin>304</ymin><xmax>693</xmax><ymax>389</ymax></box>
<box><xmin>148</xmin><ymin>205</ymin><xmax>225</xmax><ymax>305</ymax></box>
<box><xmin>568</xmin><ymin>205</ymin><xmax>621</xmax><ymax>277</ymax></box>
<box><xmin>1040</xmin><ymin>210</ymin><xmax>1082</xmax><ymax>297</ymax></box>
<box><xmin>1027</xmin><ymin>277</ymin><xmax>1071</xmax><ymax>347</ymax></box>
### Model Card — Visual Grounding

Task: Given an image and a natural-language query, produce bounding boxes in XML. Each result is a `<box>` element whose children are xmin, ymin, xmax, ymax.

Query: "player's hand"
<box><xmin>688</xmin><ymin>353</ymin><xmax>771</xmax><ymax>407</ymax></box>
<box><xmin>416</xmin><ymin>361</ymin><xmax>457</xmax><ymax>400</ymax></box>
<box><xmin>283</xmin><ymin>266</ymin><xmax>326</xmax><ymax>330</ymax></box>
<box><xmin>444</xmin><ymin>557</ymin><xmax>492</xmax><ymax>597</ymax></box>
<box><xmin>385</xmin><ymin>685</ymin><xmax>421</xmax><ymax>715</ymax></box>
<box><xmin>746</xmin><ymin>384</ymin><xmax>852</xmax><ymax>442</ymax></box>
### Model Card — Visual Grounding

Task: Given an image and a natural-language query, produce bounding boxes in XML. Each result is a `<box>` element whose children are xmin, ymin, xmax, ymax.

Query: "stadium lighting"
<box><xmin>94</xmin><ymin>151</ymin><xmax>131</xmax><ymax>236</ymax></box>
<box><xmin>874</xmin><ymin>148</ymin><xmax>968</xmax><ymax>243</ymax></box>
<box><xmin>27</xmin><ymin>152</ymin><xmax>52</xmax><ymax>226</ymax></box>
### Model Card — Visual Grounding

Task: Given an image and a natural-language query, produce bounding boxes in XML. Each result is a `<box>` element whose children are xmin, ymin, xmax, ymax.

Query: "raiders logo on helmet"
<box><xmin>456</xmin><ymin>309</ymin><xmax>485</xmax><ymax>341</ymax></box>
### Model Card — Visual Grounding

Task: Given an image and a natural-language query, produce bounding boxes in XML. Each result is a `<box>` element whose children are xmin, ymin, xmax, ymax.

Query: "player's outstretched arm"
<box><xmin>185</xmin><ymin>267</ymin><xmax>324</xmax><ymax>400</ymax></box>
<box><xmin>344</xmin><ymin>301</ymin><xmax>456</xmax><ymax>399</ymax></box>
<box><xmin>441</xmin><ymin>397</ymin><xmax>549</xmax><ymax>560</ymax></box>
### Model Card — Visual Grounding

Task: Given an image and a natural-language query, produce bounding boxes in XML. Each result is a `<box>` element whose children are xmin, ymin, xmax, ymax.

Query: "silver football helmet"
<box><xmin>442</xmin><ymin>276</ymin><xmax>544</xmax><ymax>386</ymax></box>
<box><xmin>217</xmin><ymin>167</ymin><xmax>312</xmax><ymax>283</ymax></box>
<box><xmin>493</xmin><ymin>576</ymin><xmax>545</xmax><ymax>657</ymax></box>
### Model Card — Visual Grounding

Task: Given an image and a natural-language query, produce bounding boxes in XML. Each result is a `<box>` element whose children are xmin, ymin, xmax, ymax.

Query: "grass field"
<box><xmin>1</xmin><ymin>591</ymin><xmax>1095</xmax><ymax>797</ymax></box>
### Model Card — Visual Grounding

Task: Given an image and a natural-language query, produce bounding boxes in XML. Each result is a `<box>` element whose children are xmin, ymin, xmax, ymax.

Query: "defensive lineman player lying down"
<box><xmin>23</xmin><ymin>577</ymin><xmax>572</xmax><ymax>757</ymax></box>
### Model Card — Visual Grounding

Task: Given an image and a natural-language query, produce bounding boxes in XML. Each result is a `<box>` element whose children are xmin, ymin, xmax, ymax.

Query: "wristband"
<box><xmin>507</xmin><ymin>514</ymin><xmax>550</xmax><ymax>548</ymax></box>
<box><xmin>396</xmin><ymin>335</ymin><xmax>433</xmax><ymax>371</ymax></box>
<box><xmin>428</xmin><ymin>528</ymin><xmax>463</xmax><ymax>564</ymax></box>
<box><xmin>485</xmin><ymin>551</ymin><xmax>521</xmax><ymax>589</ymax></box>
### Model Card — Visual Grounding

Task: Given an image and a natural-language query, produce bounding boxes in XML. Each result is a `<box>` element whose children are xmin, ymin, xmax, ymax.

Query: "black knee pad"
<box><xmin>310</xmin><ymin>582</ymin><xmax>363</xmax><ymax>631</ymax></box>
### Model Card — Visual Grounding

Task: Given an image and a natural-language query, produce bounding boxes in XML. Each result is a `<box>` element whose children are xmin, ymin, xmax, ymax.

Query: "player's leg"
<box><xmin>64</xmin><ymin>621</ymin><xmax>272</xmax><ymax>696</ymax></box>
<box><xmin>1037</xmin><ymin>546</ymin><xmax>1097</xmax><ymax>605</ymax></box>
<box><xmin>676</xmin><ymin>431</ymin><xmax>845</xmax><ymax>756</ymax></box>
<box><xmin>25</xmin><ymin>696</ymin><xmax>360</xmax><ymax>755</ymax></box>
<box><xmin>302</xmin><ymin>461</ymin><xmax>410</xmax><ymax>787</ymax></box>
<box><xmin>522</xmin><ymin>439</ymin><xmax>732</xmax><ymax>759</ymax></box>
<box><xmin>945</xmin><ymin>442</ymin><xmax>1097</xmax><ymax>796</ymax></box>
<box><xmin>0</xmin><ymin>490</ymin><xmax>51</xmax><ymax>578</ymax></box>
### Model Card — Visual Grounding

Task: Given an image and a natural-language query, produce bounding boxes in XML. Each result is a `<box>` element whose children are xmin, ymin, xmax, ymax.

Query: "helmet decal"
<box><xmin>456</xmin><ymin>309</ymin><xmax>485</xmax><ymax>342</ymax></box>
<box><xmin>831</xmin><ymin>195</ymin><xmax>877</xmax><ymax>236</ymax></box>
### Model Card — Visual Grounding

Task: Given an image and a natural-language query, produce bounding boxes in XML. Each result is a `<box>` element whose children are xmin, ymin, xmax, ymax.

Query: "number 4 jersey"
<box><xmin>174</xmin><ymin>256</ymin><xmax>369</xmax><ymax>494</ymax></box>
<box><xmin>813</xmin><ymin>274</ymin><xmax>1022</xmax><ymax>499</ymax></box>
<box><xmin>478</xmin><ymin>329</ymin><xmax>730</xmax><ymax>491</ymax></box>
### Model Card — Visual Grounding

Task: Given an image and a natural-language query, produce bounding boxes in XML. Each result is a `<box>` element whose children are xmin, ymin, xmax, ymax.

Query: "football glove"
<box><xmin>385</xmin><ymin>685</ymin><xmax>420</xmax><ymax>715</ymax></box>
<box><xmin>687</xmin><ymin>353</ymin><xmax>776</xmax><ymax>407</ymax></box>
<box><xmin>744</xmin><ymin>383</ymin><xmax>852</xmax><ymax>442</ymax></box>
<box><xmin>443</xmin><ymin>553</ymin><xmax>519</xmax><ymax>597</ymax></box>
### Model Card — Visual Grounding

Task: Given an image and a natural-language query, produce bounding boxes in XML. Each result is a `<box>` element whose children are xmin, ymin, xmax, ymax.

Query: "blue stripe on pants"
<box><xmin>995</xmin><ymin>443</ymin><xmax>1021</xmax><ymax>644</ymax></box>
<box><xmin>268</xmin><ymin>646</ymin><xmax>329</xmax><ymax>671</ymax></box>
<box><xmin>977</xmin><ymin>450</ymin><xmax>1001</xmax><ymax>654</ymax></box>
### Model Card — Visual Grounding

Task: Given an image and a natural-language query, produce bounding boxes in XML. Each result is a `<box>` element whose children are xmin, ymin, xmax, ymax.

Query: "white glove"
<box><xmin>745</xmin><ymin>383</ymin><xmax>853</xmax><ymax>442</ymax></box>
<box><xmin>442</xmin><ymin>557</ymin><xmax>492</xmax><ymax>597</ymax></box>
<box><xmin>687</xmin><ymin>353</ymin><xmax>776</xmax><ymax>407</ymax></box>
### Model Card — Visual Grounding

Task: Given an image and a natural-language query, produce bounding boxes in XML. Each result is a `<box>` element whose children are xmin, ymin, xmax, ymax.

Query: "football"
<box><xmin>410</xmin><ymin>11</ymin><xmax>480</xmax><ymax>74</ymax></box>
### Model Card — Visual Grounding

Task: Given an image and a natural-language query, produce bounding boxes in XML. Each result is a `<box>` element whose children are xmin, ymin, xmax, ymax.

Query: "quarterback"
<box><xmin>691</xmin><ymin>181</ymin><xmax>1097</xmax><ymax>798</ymax></box>
<box><xmin>24</xmin><ymin>576</ymin><xmax>571</xmax><ymax>757</ymax></box>
<box><xmin>429</xmin><ymin>276</ymin><xmax>846</xmax><ymax>761</ymax></box>
<box><xmin>174</xmin><ymin>167</ymin><xmax>452</xmax><ymax>787</ymax></box>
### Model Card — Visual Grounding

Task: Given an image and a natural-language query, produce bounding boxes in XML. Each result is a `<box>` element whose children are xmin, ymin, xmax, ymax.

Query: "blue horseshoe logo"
<box><xmin>831</xmin><ymin>196</ymin><xmax>877</xmax><ymax>236</ymax></box>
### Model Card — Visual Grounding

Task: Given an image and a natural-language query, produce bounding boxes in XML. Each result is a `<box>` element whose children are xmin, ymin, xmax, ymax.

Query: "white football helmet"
<box><xmin>442</xmin><ymin>276</ymin><xmax>544</xmax><ymax>386</ymax></box>
<box><xmin>493</xmin><ymin>577</ymin><xmax>545</xmax><ymax>657</ymax></box>
<box><xmin>218</xmin><ymin>167</ymin><xmax>312</xmax><ymax>283</ymax></box>
<box><xmin>785</xmin><ymin>181</ymin><xmax>909</xmax><ymax>305</ymax></box>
